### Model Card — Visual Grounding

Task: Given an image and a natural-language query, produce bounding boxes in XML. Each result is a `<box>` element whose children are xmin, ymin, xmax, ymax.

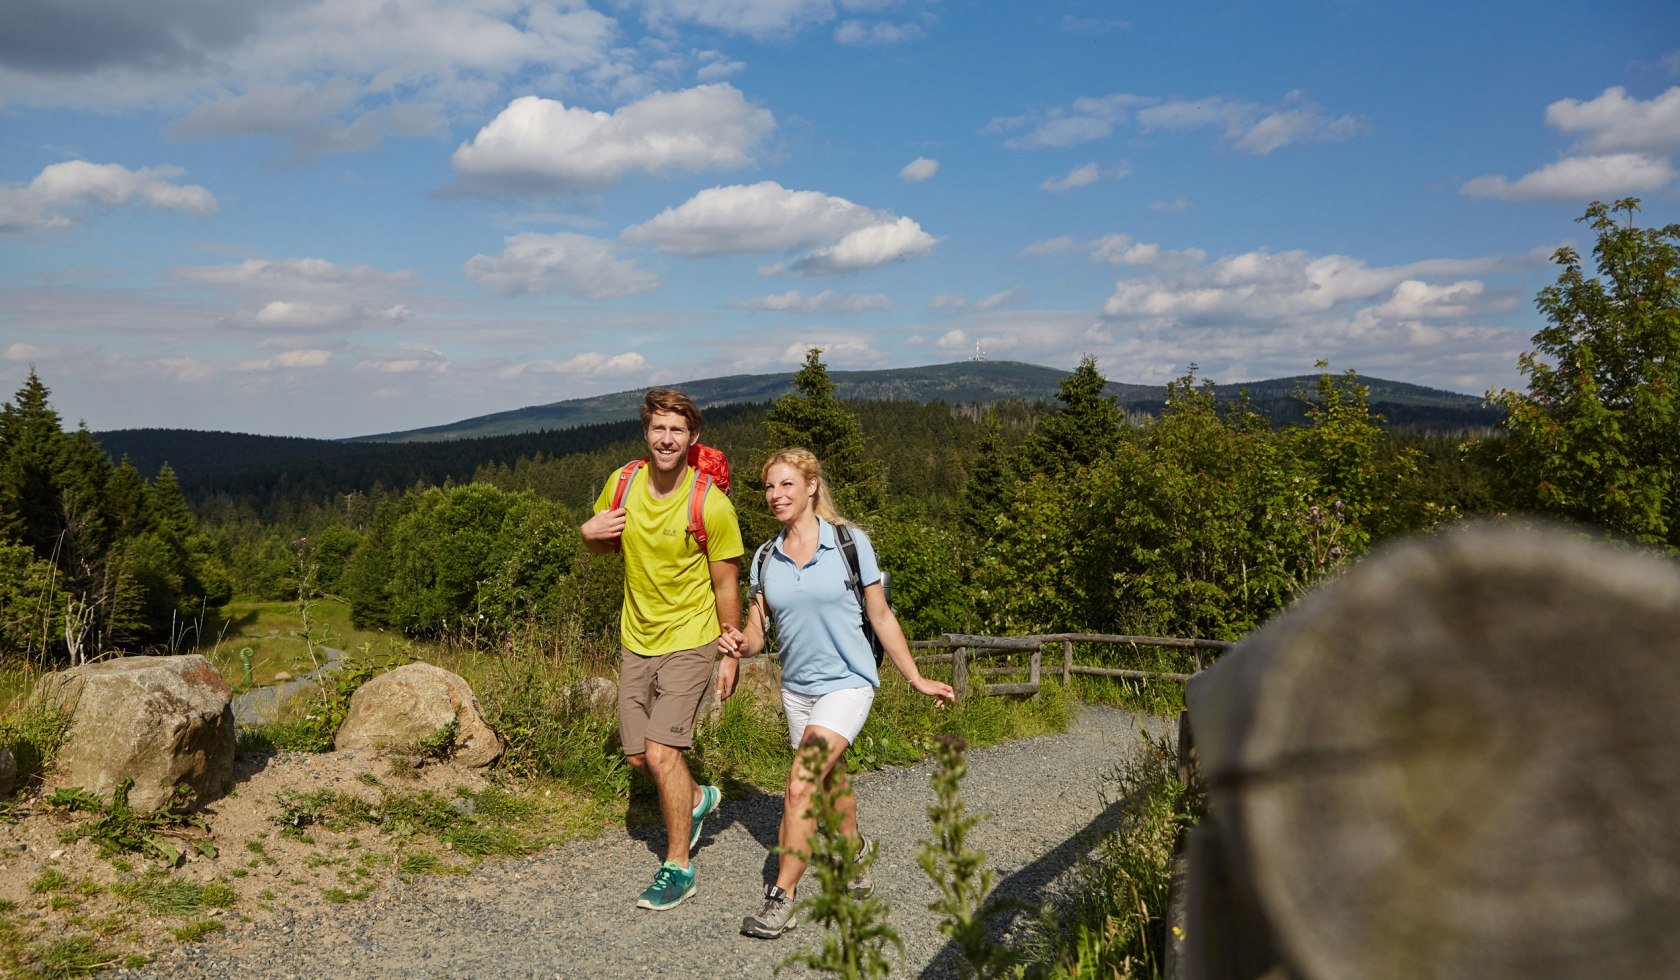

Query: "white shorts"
<box><xmin>781</xmin><ymin>686</ymin><xmax>876</xmax><ymax>748</ymax></box>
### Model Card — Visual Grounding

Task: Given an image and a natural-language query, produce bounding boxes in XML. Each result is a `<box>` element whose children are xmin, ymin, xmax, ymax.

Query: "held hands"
<box><xmin>912</xmin><ymin>675</ymin><xmax>956</xmax><ymax>708</ymax></box>
<box><xmin>717</xmin><ymin>623</ymin><xmax>748</xmax><ymax>658</ymax></box>
<box><xmin>580</xmin><ymin>506</ymin><xmax>627</xmax><ymax>546</ymax></box>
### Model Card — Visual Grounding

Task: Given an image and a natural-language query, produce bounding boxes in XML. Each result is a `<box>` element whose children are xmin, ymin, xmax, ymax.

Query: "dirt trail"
<box><xmin>125</xmin><ymin>705</ymin><xmax>1171</xmax><ymax>979</ymax></box>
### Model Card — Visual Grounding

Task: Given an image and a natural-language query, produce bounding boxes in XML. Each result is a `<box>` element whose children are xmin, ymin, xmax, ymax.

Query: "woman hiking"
<box><xmin>718</xmin><ymin>447</ymin><xmax>954</xmax><ymax>939</ymax></box>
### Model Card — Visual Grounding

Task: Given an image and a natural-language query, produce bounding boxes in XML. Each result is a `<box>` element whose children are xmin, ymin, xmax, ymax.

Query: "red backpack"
<box><xmin>608</xmin><ymin>443</ymin><xmax>731</xmax><ymax>557</ymax></box>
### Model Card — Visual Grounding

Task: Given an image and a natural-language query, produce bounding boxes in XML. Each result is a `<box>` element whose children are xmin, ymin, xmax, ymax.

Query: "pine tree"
<box><xmin>56</xmin><ymin>426</ymin><xmax>114</xmax><ymax>578</ymax></box>
<box><xmin>1019</xmin><ymin>355</ymin><xmax>1128</xmax><ymax>477</ymax></box>
<box><xmin>961</xmin><ymin>411</ymin><xmax>1016</xmax><ymax>540</ymax></box>
<box><xmin>763</xmin><ymin>348</ymin><xmax>883</xmax><ymax>513</ymax></box>
<box><xmin>0</xmin><ymin>369</ymin><xmax>70</xmax><ymax>557</ymax></box>
<box><xmin>144</xmin><ymin>463</ymin><xmax>196</xmax><ymax>542</ymax></box>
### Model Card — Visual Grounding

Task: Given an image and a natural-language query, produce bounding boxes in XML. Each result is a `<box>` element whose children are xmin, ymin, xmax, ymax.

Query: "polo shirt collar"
<box><xmin>776</xmin><ymin>516</ymin><xmax>838</xmax><ymax>558</ymax></box>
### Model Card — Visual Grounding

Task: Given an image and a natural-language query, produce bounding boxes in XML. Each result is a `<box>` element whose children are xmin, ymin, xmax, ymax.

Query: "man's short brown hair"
<box><xmin>640</xmin><ymin>387</ymin><xmax>703</xmax><ymax>435</ymax></box>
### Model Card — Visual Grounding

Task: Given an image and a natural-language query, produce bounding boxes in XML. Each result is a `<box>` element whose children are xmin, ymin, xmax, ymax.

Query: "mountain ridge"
<box><xmin>347</xmin><ymin>359</ymin><xmax>1491</xmax><ymax>444</ymax></box>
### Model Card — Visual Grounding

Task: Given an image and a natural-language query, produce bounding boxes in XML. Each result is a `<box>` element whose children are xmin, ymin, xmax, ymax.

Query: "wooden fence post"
<box><xmin>1062</xmin><ymin>639</ymin><xmax>1073</xmax><ymax>686</ymax></box>
<box><xmin>1179</xmin><ymin>521</ymin><xmax>1680</xmax><ymax>979</ymax></box>
<box><xmin>951</xmin><ymin>645</ymin><xmax>967</xmax><ymax>701</ymax></box>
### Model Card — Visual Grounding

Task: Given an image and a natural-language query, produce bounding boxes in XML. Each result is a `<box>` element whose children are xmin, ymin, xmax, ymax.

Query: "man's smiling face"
<box><xmin>644</xmin><ymin>409</ymin><xmax>694</xmax><ymax>476</ymax></box>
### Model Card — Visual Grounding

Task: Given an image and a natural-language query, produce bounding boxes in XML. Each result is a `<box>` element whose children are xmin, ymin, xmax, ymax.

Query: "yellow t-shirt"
<box><xmin>594</xmin><ymin>464</ymin><xmax>744</xmax><ymax>656</ymax></box>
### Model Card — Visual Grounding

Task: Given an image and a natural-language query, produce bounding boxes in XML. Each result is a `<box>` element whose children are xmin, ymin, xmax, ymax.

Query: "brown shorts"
<box><xmin>618</xmin><ymin>641</ymin><xmax>717</xmax><ymax>755</ymax></box>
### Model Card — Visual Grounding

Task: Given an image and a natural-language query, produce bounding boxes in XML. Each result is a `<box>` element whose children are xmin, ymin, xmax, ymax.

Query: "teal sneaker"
<box><xmin>636</xmin><ymin>861</ymin><xmax>697</xmax><ymax>911</ymax></box>
<box><xmin>690</xmin><ymin>784</ymin><xmax>721</xmax><ymax>851</ymax></box>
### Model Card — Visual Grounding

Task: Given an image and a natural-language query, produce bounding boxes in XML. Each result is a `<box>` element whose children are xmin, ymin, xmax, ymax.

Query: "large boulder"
<box><xmin>335</xmin><ymin>662</ymin><xmax>502</xmax><ymax>768</ymax></box>
<box><xmin>36</xmin><ymin>655</ymin><xmax>235</xmax><ymax>813</ymax></box>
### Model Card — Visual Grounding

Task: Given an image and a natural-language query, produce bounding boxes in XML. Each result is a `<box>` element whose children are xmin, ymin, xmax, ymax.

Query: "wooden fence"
<box><xmin>910</xmin><ymin>632</ymin><xmax>1234</xmax><ymax>699</ymax></box>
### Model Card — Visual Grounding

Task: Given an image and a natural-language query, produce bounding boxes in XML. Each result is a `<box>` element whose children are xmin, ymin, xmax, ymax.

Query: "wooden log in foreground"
<box><xmin>1181</xmin><ymin>521</ymin><xmax>1680</xmax><ymax>980</ymax></box>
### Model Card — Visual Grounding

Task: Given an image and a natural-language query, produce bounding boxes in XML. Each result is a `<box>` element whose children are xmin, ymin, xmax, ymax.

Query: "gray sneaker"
<box><xmin>847</xmin><ymin>835</ymin><xmax>875</xmax><ymax>898</ymax></box>
<box><xmin>741</xmin><ymin>885</ymin><xmax>798</xmax><ymax>939</ymax></box>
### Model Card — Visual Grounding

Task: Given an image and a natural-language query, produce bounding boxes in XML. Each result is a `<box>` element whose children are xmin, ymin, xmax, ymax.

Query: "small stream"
<box><xmin>230</xmin><ymin>646</ymin><xmax>346</xmax><ymax>727</ymax></box>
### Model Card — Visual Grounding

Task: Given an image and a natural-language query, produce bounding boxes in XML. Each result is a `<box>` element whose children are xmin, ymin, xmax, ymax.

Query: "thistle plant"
<box><xmin>918</xmin><ymin>735</ymin><xmax>1020</xmax><ymax>978</ymax></box>
<box><xmin>780</xmin><ymin>739</ymin><xmax>901</xmax><ymax>979</ymax></box>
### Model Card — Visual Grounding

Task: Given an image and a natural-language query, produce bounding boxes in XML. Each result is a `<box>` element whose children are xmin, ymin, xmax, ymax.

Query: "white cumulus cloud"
<box><xmin>0</xmin><ymin>160</ymin><xmax>216</xmax><ymax>232</ymax></box>
<box><xmin>1370</xmin><ymin>280</ymin><xmax>1487</xmax><ymax>320</ymax></box>
<box><xmin>900</xmin><ymin>156</ymin><xmax>939</xmax><ymax>182</ymax></box>
<box><xmin>623</xmin><ymin>181</ymin><xmax>873</xmax><ymax>255</ymax></box>
<box><xmin>1544</xmin><ymin>86</ymin><xmax>1680</xmax><ymax>155</ymax></box>
<box><xmin>1089</xmin><ymin>234</ymin><xmax>1207</xmax><ymax>269</ymax></box>
<box><xmin>622</xmin><ymin>181</ymin><xmax>937</xmax><ymax>274</ymax></box>
<box><xmin>501</xmin><ymin>351</ymin><xmax>648</xmax><ymax>378</ymax></box>
<box><xmin>1461</xmin><ymin>153</ymin><xmax>1676</xmax><ymax>201</ymax></box>
<box><xmin>254</xmin><ymin>301</ymin><xmax>355</xmax><ymax>329</ymax></box>
<box><xmin>452</xmin><ymin>84</ymin><xmax>774</xmax><ymax>193</ymax></box>
<box><xmin>465</xmin><ymin>231</ymin><xmax>660</xmax><ymax>299</ymax></box>
<box><xmin>787</xmin><ymin>215</ymin><xmax>937</xmax><ymax>275</ymax></box>
<box><xmin>1101</xmin><ymin>248</ymin><xmax>1504</xmax><ymax>325</ymax></box>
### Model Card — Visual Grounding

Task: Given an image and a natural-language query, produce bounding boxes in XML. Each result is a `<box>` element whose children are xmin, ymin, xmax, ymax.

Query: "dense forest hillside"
<box><xmin>350</xmin><ymin>360</ymin><xmax>1497</xmax><ymax>442</ymax></box>
<box><xmin>93</xmin><ymin>365</ymin><xmax>1496</xmax><ymax>505</ymax></box>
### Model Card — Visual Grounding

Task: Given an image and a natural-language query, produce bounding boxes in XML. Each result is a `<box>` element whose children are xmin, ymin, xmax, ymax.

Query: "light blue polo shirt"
<box><xmin>751</xmin><ymin>517</ymin><xmax>882</xmax><ymax>695</ymax></box>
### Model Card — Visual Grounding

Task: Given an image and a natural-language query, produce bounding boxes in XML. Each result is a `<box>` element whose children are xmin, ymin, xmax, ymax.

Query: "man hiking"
<box><xmin>580</xmin><ymin>387</ymin><xmax>743</xmax><ymax>910</ymax></box>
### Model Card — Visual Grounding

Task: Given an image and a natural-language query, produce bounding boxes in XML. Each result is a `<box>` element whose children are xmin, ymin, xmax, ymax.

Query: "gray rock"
<box><xmin>35</xmin><ymin>654</ymin><xmax>235</xmax><ymax>812</ymax></box>
<box><xmin>583</xmin><ymin>676</ymin><xmax>616</xmax><ymax>708</ymax></box>
<box><xmin>0</xmin><ymin>746</ymin><xmax>16</xmax><ymax>798</ymax></box>
<box><xmin>334</xmin><ymin>662</ymin><xmax>502</xmax><ymax>768</ymax></box>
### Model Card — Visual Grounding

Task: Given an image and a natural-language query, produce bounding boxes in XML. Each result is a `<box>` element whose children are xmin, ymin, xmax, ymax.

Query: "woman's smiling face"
<box><xmin>764</xmin><ymin>462</ymin><xmax>817</xmax><ymax>524</ymax></box>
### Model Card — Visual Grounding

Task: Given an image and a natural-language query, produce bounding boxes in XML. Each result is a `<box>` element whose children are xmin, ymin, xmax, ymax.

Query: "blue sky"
<box><xmin>3</xmin><ymin>1</ymin><xmax>1678</xmax><ymax>439</ymax></box>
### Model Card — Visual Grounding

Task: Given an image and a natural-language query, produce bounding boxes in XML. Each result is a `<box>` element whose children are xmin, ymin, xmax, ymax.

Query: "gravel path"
<box><xmin>231</xmin><ymin>647</ymin><xmax>346</xmax><ymax>727</ymax></box>
<box><xmin>125</xmin><ymin>705</ymin><xmax>1172</xmax><ymax>979</ymax></box>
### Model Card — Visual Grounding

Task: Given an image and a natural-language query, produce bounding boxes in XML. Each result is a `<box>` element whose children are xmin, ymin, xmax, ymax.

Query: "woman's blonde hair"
<box><xmin>761</xmin><ymin>447</ymin><xmax>851</xmax><ymax>526</ymax></box>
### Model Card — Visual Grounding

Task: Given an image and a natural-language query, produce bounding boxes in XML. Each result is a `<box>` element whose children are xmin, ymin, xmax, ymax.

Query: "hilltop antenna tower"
<box><xmin>973</xmin><ymin>340</ymin><xmax>987</xmax><ymax>362</ymax></box>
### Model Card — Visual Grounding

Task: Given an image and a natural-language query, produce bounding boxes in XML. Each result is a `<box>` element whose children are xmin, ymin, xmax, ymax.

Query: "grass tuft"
<box><xmin>1018</xmin><ymin>732</ymin><xmax>1197</xmax><ymax>978</ymax></box>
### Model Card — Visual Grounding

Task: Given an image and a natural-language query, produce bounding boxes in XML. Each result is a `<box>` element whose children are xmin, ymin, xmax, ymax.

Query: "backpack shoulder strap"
<box><xmin>609</xmin><ymin>458</ymin><xmax>645</xmax><ymax>511</ymax></box>
<box><xmin>686</xmin><ymin>472</ymin><xmax>715</xmax><ymax>558</ymax></box>
<box><xmin>607</xmin><ymin>459</ymin><xmax>645</xmax><ymax>553</ymax></box>
<box><xmin>833</xmin><ymin>523</ymin><xmax>885</xmax><ymax>665</ymax></box>
<box><xmin>751</xmin><ymin>536</ymin><xmax>778</xmax><ymax>634</ymax></box>
<box><xmin>833</xmin><ymin>523</ymin><xmax>864</xmax><ymax>602</ymax></box>
<box><xmin>751</xmin><ymin>538</ymin><xmax>776</xmax><ymax>603</ymax></box>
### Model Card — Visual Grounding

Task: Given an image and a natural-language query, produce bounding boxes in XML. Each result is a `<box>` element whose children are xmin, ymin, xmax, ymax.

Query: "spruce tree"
<box><xmin>0</xmin><ymin>369</ymin><xmax>69</xmax><ymax>557</ymax></box>
<box><xmin>763</xmin><ymin>348</ymin><xmax>883</xmax><ymax>513</ymax></box>
<box><xmin>1019</xmin><ymin>355</ymin><xmax>1128</xmax><ymax>477</ymax></box>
